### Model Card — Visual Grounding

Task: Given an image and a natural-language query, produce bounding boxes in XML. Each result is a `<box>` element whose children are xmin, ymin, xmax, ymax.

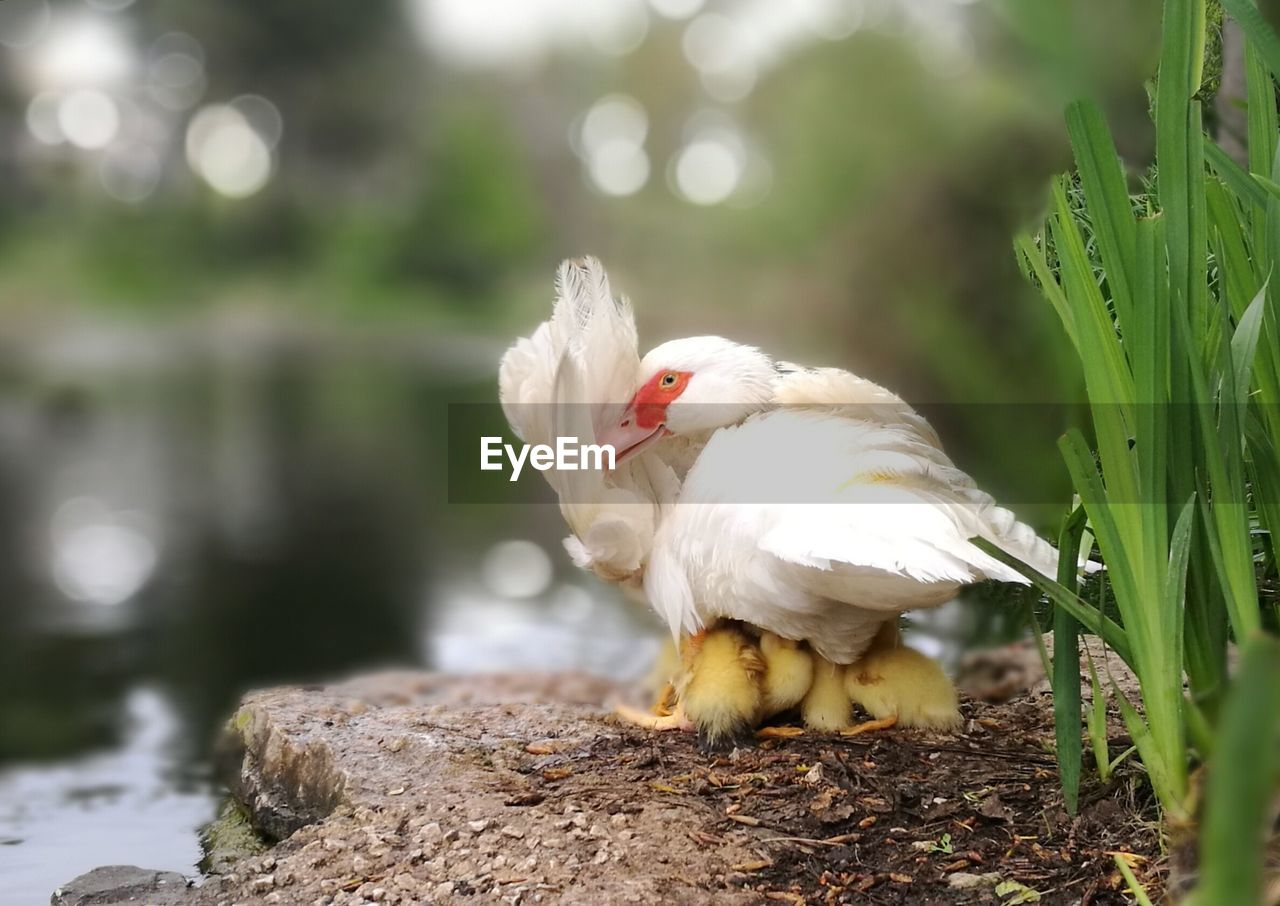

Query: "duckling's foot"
<box><xmin>651</xmin><ymin>680</ymin><xmax>678</xmax><ymax>717</ymax></box>
<box><xmin>756</xmin><ymin>725</ymin><xmax>806</xmax><ymax>739</ymax></box>
<box><xmin>614</xmin><ymin>701</ymin><xmax>693</xmax><ymax>731</ymax></box>
<box><xmin>839</xmin><ymin>715</ymin><xmax>898</xmax><ymax>737</ymax></box>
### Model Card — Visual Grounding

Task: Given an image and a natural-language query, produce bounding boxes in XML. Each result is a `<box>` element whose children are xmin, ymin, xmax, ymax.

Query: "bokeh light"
<box><xmin>481</xmin><ymin>540</ymin><xmax>553</xmax><ymax>599</ymax></box>
<box><xmin>231</xmin><ymin>95</ymin><xmax>284</xmax><ymax>149</ymax></box>
<box><xmin>547</xmin><ymin>584</ymin><xmax>595</xmax><ymax>623</ymax></box>
<box><xmin>409</xmin><ymin>0</ymin><xmax>652</xmax><ymax>68</ymax></box>
<box><xmin>576</xmin><ymin>94</ymin><xmax>651</xmax><ymax>197</ymax></box>
<box><xmin>587</xmin><ymin>141</ymin><xmax>650</xmax><ymax>196</ymax></box>
<box><xmin>56</xmin><ymin>89</ymin><xmax>120</xmax><ymax>150</ymax></box>
<box><xmin>671</xmin><ymin>112</ymin><xmax>754</xmax><ymax>206</ymax></box>
<box><xmin>26</xmin><ymin>15</ymin><xmax>132</xmax><ymax>91</ymax></box>
<box><xmin>682</xmin><ymin>13</ymin><xmax>757</xmax><ymax>102</ymax></box>
<box><xmin>50</xmin><ymin>499</ymin><xmax>157</xmax><ymax>607</ymax></box>
<box><xmin>185</xmin><ymin>103</ymin><xmax>275</xmax><ymax>198</ymax></box>
<box><xmin>578</xmin><ymin>94</ymin><xmax>648</xmax><ymax>154</ymax></box>
<box><xmin>673</xmin><ymin>138</ymin><xmax>742</xmax><ymax>205</ymax></box>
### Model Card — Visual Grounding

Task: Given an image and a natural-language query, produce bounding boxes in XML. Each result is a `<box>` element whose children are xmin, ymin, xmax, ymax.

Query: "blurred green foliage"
<box><xmin>0</xmin><ymin>0</ymin><xmax>1207</xmax><ymax>524</ymax></box>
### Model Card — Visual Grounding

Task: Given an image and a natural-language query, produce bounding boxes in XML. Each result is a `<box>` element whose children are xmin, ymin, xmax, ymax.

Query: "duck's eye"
<box><xmin>660</xmin><ymin>372</ymin><xmax>678</xmax><ymax>388</ymax></box>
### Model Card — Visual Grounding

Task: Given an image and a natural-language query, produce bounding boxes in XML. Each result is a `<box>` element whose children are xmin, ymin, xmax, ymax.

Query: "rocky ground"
<box><xmin>52</xmin><ymin>641</ymin><xmax>1168</xmax><ymax>906</ymax></box>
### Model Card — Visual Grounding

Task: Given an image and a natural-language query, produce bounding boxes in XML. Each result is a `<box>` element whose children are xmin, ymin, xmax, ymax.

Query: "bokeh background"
<box><xmin>0</xmin><ymin>0</ymin><xmax>1174</xmax><ymax>899</ymax></box>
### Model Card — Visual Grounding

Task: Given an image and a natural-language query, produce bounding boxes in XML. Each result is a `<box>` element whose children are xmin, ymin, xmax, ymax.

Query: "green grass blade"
<box><xmin>1113</xmin><ymin>686</ymin><xmax>1188</xmax><ymax>819</ymax></box>
<box><xmin>1049</xmin><ymin>180</ymin><xmax>1139</xmax><ymax>421</ymax></box>
<box><xmin>1220</xmin><ymin>0</ymin><xmax>1280</xmax><ymax>82</ymax></box>
<box><xmin>1057</xmin><ymin>429</ymin><xmax>1141</xmax><ymax>610</ymax></box>
<box><xmin>1186</xmin><ymin>634</ymin><xmax>1280</xmax><ymax>906</ymax></box>
<box><xmin>1175</xmin><ymin>304</ymin><xmax>1263</xmax><ymax>641</ymax></box>
<box><xmin>1155</xmin><ymin>0</ymin><xmax>1207</xmax><ymax>312</ymax></box>
<box><xmin>1066</xmin><ymin>100</ymin><xmax>1138</xmax><ymax>332</ymax></box>
<box><xmin>1014</xmin><ymin>231</ymin><xmax>1077</xmax><ymax>348</ymax></box>
<box><xmin>1246</xmin><ymin>412</ymin><xmax>1280</xmax><ymax>567</ymax></box>
<box><xmin>1231</xmin><ymin>281</ymin><xmax>1268</xmax><ymax>409</ymax></box>
<box><xmin>1205</xmin><ymin>177</ymin><xmax>1260</xmax><ymax>316</ymax></box>
<box><xmin>1183</xmin><ymin>692</ymin><xmax>1215</xmax><ymax>759</ymax></box>
<box><xmin>1083</xmin><ymin>647</ymin><xmax>1113</xmax><ymax>781</ymax></box>
<box><xmin>1245</xmin><ymin>41</ymin><xmax>1279</xmax><ymax>182</ymax></box>
<box><xmin>1251</xmin><ymin>173</ymin><xmax>1280</xmax><ymax>201</ymax></box>
<box><xmin>1114</xmin><ymin>853</ymin><xmax>1157</xmax><ymax>906</ymax></box>
<box><xmin>1204</xmin><ymin>140</ymin><xmax>1271</xmax><ymax>211</ymax></box>
<box><xmin>1052</xmin><ymin>506</ymin><xmax>1088</xmax><ymax>815</ymax></box>
<box><xmin>1165</xmin><ymin>496</ymin><xmax>1197</xmax><ymax>703</ymax></box>
<box><xmin>1132</xmin><ymin>215</ymin><xmax>1170</xmax><ymax>593</ymax></box>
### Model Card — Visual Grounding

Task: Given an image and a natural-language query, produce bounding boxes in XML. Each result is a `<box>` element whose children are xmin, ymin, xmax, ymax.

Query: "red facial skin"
<box><xmin>596</xmin><ymin>370</ymin><xmax>691</xmax><ymax>464</ymax></box>
<box><xmin>628</xmin><ymin>370</ymin><xmax>692</xmax><ymax>430</ymax></box>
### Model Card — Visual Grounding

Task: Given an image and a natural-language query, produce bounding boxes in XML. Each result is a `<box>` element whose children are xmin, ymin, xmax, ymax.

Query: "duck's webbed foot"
<box><xmin>614</xmin><ymin>700</ymin><xmax>693</xmax><ymax>731</ymax></box>
<box><xmin>839</xmin><ymin>714</ymin><xmax>898</xmax><ymax>736</ymax></box>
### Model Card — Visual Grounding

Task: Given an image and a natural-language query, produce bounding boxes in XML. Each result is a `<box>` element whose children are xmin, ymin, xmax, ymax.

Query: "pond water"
<box><xmin>0</xmin><ymin>327</ymin><xmax>1037</xmax><ymax>904</ymax></box>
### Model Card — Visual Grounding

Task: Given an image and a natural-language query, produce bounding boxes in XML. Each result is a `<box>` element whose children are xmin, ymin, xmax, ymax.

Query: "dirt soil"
<box><xmin>54</xmin><ymin>641</ymin><xmax>1168</xmax><ymax>906</ymax></box>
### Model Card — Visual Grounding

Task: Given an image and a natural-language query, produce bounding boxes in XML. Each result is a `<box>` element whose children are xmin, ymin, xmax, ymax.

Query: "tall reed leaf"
<box><xmin>1220</xmin><ymin>0</ymin><xmax>1280</xmax><ymax>81</ymax></box>
<box><xmin>1052</xmin><ymin>507</ymin><xmax>1087</xmax><ymax>814</ymax></box>
<box><xmin>1185</xmin><ymin>634</ymin><xmax>1280</xmax><ymax>906</ymax></box>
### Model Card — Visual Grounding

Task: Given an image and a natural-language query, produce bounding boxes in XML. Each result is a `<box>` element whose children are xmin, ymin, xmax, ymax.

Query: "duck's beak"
<box><xmin>596</xmin><ymin>413</ymin><xmax>666</xmax><ymax>466</ymax></box>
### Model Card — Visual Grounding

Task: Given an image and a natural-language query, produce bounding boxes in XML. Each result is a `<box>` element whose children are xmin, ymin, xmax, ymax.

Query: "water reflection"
<box><xmin>0</xmin><ymin>688</ymin><xmax>214</xmax><ymax>904</ymax></box>
<box><xmin>429</xmin><ymin>577</ymin><xmax>663</xmax><ymax>680</ymax></box>
<box><xmin>0</xmin><ymin>331</ymin><xmax>441</xmax><ymax>900</ymax></box>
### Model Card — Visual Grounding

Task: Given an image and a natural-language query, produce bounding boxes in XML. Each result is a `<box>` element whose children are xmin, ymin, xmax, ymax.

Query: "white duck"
<box><xmin>502</xmin><ymin>259</ymin><xmax>1064</xmax><ymax>749</ymax></box>
<box><xmin>593</xmin><ymin>336</ymin><xmax>1064</xmax><ymax>746</ymax></box>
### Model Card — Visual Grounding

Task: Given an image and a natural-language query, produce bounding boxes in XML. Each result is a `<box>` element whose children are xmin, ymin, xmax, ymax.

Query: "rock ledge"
<box><xmin>54</xmin><ymin>654</ymin><xmax>1162</xmax><ymax>905</ymax></box>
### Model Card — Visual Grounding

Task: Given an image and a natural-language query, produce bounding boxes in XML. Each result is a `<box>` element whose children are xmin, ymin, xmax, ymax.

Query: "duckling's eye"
<box><xmin>660</xmin><ymin>372</ymin><xmax>678</xmax><ymax>388</ymax></box>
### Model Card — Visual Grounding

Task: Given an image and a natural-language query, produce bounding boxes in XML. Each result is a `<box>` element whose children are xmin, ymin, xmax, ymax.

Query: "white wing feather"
<box><xmin>499</xmin><ymin>257</ymin><xmax>674</xmax><ymax>582</ymax></box>
<box><xmin>648</xmin><ymin>386</ymin><xmax>1062</xmax><ymax>661</ymax></box>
